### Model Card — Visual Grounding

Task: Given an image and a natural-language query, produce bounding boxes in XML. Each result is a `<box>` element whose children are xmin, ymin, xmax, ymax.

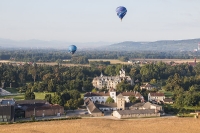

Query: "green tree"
<box><xmin>150</xmin><ymin>79</ymin><xmax>157</xmax><ymax>84</ymax></box>
<box><xmin>129</xmin><ymin>95</ymin><xmax>137</xmax><ymax>103</ymax></box>
<box><xmin>64</xmin><ymin>99</ymin><xmax>78</xmax><ymax>110</ymax></box>
<box><xmin>116</xmin><ymin>80</ymin><xmax>131</xmax><ymax>92</ymax></box>
<box><xmin>52</xmin><ymin>93</ymin><xmax>62</xmax><ymax>105</ymax></box>
<box><xmin>68</xmin><ymin>90</ymin><xmax>81</xmax><ymax>100</ymax></box>
<box><xmin>61</xmin><ymin>91</ymin><xmax>71</xmax><ymax>106</ymax></box>
<box><xmin>106</xmin><ymin>96</ymin><xmax>114</xmax><ymax>103</ymax></box>
<box><xmin>25</xmin><ymin>92</ymin><xmax>35</xmax><ymax>100</ymax></box>
<box><xmin>133</xmin><ymin>84</ymin><xmax>140</xmax><ymax>92</ymax></box>
<box><xmin>92</xmin><ymin>88</ymin><xmax>97</xmax><ymax>92</ymax></box>
<box><xmin>44</xmin><ymin>94</ymin><xmax>52</xmax><ymax>104</ymax></box>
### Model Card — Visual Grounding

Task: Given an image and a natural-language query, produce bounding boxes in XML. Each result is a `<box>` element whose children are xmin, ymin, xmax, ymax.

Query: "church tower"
<box><xmin>116</xmin><ymin>93</ymin><xmax>125</xmax><ymax>110</ymax></box>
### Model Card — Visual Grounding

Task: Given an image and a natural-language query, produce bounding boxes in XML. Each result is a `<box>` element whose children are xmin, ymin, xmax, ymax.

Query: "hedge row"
<box><xmin>0</xmin><ymin>116</ymin><xmax>82</xmax><ymax>125</ymax></box>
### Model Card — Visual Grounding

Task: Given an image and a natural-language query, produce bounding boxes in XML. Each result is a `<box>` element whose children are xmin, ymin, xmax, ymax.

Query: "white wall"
<box><xmin>112</xmin><ymin>111</ymin><xmax>121</xmax><ymax>119</ymax></box>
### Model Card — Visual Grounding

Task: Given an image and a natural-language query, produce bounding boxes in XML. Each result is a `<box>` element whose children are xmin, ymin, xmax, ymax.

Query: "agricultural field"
<box><xmin>1</xmin><ymin>58</ymin><xmax>198</xmax><ymax>66</ymax></box>
<box><xmin>134</xmin><ymin>58</ymin><xmax>199</xmax><ymax>64</ymax></box>
<box><xmin>0</xmin><ymin>117</ymin><xmax>200</xmax><ymax>133</ymax></box>
<box><xmin>88</xmin><ymin>59</ymin><xmax>130</xmax><ymax>64</ymax></box>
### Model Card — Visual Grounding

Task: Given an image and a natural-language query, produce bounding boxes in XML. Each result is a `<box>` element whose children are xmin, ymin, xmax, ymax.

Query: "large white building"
<box><xmin>84</xmin><ymin>90</ymin><xmax>144</xmax><ymax>104</ymax></box>
<box><xmin>148</xmin><ymin>92</ymin><xmax>165</xmax><ymax>102</ymax></box>
<box><xmin>92</xmin><ymin>68</ymin><xmax>133</xmax><ymax>89</ymax></box>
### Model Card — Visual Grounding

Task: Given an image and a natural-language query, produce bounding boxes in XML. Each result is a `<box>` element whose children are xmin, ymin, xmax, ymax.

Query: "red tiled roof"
<box><xmin>149</xmin><ymin>92</ymin><xmax>164</xmax><ymax>97</ymax></box>
<box><xmin>120</xmin><ymin>92</ymin><xmax>142</xmax><ymax>97</ymax></box>
<box><xmin>84</xmin><ymin>92</ymin><xmax>110</xmax><ymax>97</ymax></box>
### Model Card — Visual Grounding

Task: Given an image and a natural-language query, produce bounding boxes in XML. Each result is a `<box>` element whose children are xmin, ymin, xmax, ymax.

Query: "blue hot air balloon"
<box><xmin>116</xmin><ymin>6</ymin><xmax>127</xmax><ymax>21</ymax></box>
<box><xmin>68</xmin><ymin>45</ymin><xmax>77</xmax><ymax>54</ymax></box>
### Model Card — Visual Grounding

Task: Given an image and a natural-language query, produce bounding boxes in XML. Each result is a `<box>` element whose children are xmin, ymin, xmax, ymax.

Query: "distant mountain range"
<box><xmin>0</xmin><ymin>38</ymin><xmax>200</xmax><ymax>51</ymax></box>
<box><xmin>0</xmin><ymin>38</ymin><xmax>113</xmax><ymax>50</ymax></box>
<box><xmin>98</xmin><ymin>38</ymin><xmax>200</xmax><ymax>51</ymax></box>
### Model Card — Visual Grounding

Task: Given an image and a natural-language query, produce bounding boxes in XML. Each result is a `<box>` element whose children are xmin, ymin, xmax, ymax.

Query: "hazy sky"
<box><xmin>0</xmin><ymin>0</ymin><xmax>200</xmax><ymax>42</ymax></box>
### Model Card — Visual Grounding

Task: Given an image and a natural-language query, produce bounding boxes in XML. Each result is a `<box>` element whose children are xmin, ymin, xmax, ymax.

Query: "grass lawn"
<box><xmin>0</xmin><ymin>94</ymin><xmax>24</xmax><ymax>100</ymax></box>
<box><xmin>184</xmin><ymin>106</ymin><xmax>200</xmax><ymax>111</ymax></box>
<box><xmin>34</xmin><ymin>92</ymin><xmax>55</xmax><ymax>100</ymax></box>
<box><xmin>3</xmin><ymin>87</ymin><xmax>19</xmax><ymax>93</ymax></box>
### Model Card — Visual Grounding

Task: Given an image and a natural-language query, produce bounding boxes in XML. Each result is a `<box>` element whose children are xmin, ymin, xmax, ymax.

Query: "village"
<box><xmin>0</xmin><ymin>67</ymin><xmax>182</xmax><ymax>122</ymax></box>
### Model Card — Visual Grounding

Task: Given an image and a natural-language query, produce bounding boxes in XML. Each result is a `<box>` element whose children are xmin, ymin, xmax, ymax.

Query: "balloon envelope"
<box><xmin>116</xmin><ymin>6</ymin><xmax>127</xmax><ymax>20</ymax></box>
<box><xmin>68</xmin><ymin>45</ymin><xmax>77</xmax><ymax>54</ymax></box>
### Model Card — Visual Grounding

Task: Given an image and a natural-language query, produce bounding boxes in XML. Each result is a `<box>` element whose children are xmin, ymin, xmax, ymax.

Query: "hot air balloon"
<box><xmin>68</xmin><ymin>45</ymin><xmax>77</xmax><ymax>54</ymax></box>
<box><xmin>116</xmin><ymin>6</ymin><xmax>127</xmax><ymax>21</ymax></box>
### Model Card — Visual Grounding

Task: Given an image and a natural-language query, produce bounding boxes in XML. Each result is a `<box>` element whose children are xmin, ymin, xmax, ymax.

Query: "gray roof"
<box><xmin>143</xmin><ymin>102</ymin><xmax>152</xmax><ymax>109</ymax></box>
<box><xmin>126</xmin><ymin>102</ymin><xmax>145</xmax><ymax>108</ymax></box>
<box><xmin>96</xmin><ymin>103</ymin><xmax>117</xmax><ymax>108</ymax></box>
<box><xmin>0</xmin><ymin>99</ymin><xmax>15</xmax><ymax>106</ymax></box>
<box><xmin>16</xmin><ymin>100</ymin><xmax>47</xmax><ymax>105</ymax></box>
<box><xmin>143</xmin><ymin>102</ymin><xmax>162</xmax><ymax>109</ymax></box>
<box><xmin>117</xmin><ymin>109</ymin><xmax>156</xmax><ymax>115</ymax></box>
<box><xmin>84</xmin><ymin>98</ymin><xmax>102</xmax><ymax>113</ymax></box>
<box><xmin>117</xmin><ymin>93</ymin><xmax>124</xmax><ymax>98</ymax></box>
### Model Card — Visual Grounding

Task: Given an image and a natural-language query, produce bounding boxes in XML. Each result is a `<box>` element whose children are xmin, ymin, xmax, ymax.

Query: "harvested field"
<box><xmin>134</xmin><ymin>58</ymin><xmax>199</xmax><ymax>63</ymax></box>
<box><xmin>88</xmin><ymin>59</ymin><xmax>129</xmax><ymax>64</ymax></box>
<box><xmin>0</xmin><ymin>117</ymin><xmax>200</xmax><ymax>133</ymax></box>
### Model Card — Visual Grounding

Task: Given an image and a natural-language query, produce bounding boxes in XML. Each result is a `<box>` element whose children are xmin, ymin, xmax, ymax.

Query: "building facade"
<box><xmin>148</xmin><ymin>92</ymin><xmax>165</xmax><ymax>102</ymax></box>
<box><xmin>140</xmin><ymin>83</ymin><xmax>158</xmax><ymax>90</ymax></box>
<box><xmin>15</xmin><ymin>100</ymin><xmax>64</xmax><ymax>118</ymax></box>
<box><xmin>84</xmin><ymin>90</ymin><xmax>144</xmax><ymax>104</ymax></box>
<box><xmin>113</xmin><ymin>109</ymin><xmax>160</xmax><ymax>119</ymax></box>
<box><xmin>92</xmin><ymin>68</ymin><xmax>133</xmax><ymax>89</ymax></box>
<box><xmin>0</xmin><ymin>99</ymin><xmax>15</xmax><ymax>122</ymax></box>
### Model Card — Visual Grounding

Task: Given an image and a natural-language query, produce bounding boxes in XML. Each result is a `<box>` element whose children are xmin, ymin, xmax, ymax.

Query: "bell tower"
<box><xmin>116</xmin><ymin>93</ymin><xmax>125</xmax><ymax>110</ymax></box>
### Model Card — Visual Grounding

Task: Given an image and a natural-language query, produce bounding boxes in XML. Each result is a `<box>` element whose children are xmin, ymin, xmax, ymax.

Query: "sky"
<box><xmin>0</xmin><ymin>0</ymin><xmax>200</xmax><ymax>43</ymax></box>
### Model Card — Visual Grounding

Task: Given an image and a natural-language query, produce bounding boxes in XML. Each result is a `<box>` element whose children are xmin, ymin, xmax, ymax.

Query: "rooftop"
<box><xmin>116</xmin><ymin>109</ymin><xmax>157</xmax><ymax>115</ymax></box>
<box><xmin>149</xmin><ymin>92</ymin><xmax>165</xmax><ymax>97</ymax></box>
